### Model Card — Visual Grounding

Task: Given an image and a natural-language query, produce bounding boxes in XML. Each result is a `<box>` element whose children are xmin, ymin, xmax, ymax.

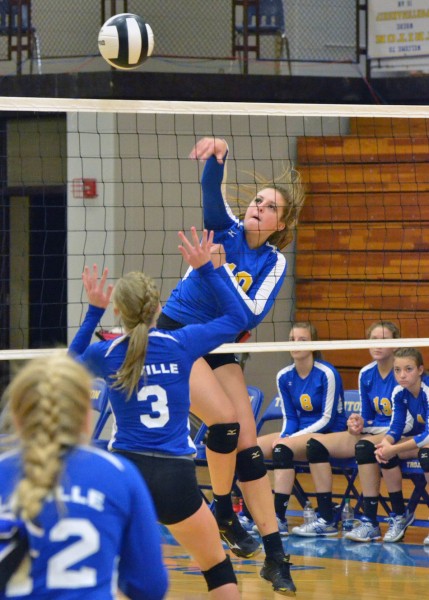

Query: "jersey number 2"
<box><xmin>6</xmin><ymin>518</ymin><xmax>100</xmax><ymax>596</ymax></box>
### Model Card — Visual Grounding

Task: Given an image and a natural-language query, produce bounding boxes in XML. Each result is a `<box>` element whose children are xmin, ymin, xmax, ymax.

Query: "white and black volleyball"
<box><xmin>98</xmin><ymin>13</ymin><xmax>154</xmax><ymax>70</ymax></box>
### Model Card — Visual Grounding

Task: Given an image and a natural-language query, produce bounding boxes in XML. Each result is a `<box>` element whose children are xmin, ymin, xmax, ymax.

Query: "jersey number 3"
<box><xmin>138</xmin><ymin>384</ymin><xmax>169</xmax><ymax>427</ymax></box>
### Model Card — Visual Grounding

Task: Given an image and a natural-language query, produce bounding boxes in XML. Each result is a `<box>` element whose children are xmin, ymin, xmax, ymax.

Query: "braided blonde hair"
<box><xmin>235</xmin><ymin>165</ymin><xmax>306</xmax><ymax>250</ymax></box>
<box><xmin>111</xmin><ymin>271</ymin><xmax>160</xmax><ymax>399</ymax></box>
<box><xmin>6</xmin><ymin>352</ymin><xmax>92</xmax><ymax>522</ymax></box>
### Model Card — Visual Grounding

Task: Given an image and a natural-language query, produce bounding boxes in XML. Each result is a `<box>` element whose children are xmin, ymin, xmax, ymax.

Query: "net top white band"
<box><xmin>1</xmin><ymin>97</ymin><xmax>429</xmax><ymax>118</ymax></box>
<box><xmin>2</xmin><ymin>337</ymin><xmax>429</xmax><ymax>361</ymax></box>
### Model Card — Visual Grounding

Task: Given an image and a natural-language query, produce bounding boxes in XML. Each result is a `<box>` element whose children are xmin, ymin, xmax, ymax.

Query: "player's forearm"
<box><xmin>69</xmin><ymin>305</ymin><xmax>105</xmax><ymax>357</ymax></box>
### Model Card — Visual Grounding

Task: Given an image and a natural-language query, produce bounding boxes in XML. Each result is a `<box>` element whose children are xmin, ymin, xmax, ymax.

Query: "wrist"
<box><xmin>196</xmin><ymin>261</ymin><xmax>214</xmax><ymax>274</ymax></box>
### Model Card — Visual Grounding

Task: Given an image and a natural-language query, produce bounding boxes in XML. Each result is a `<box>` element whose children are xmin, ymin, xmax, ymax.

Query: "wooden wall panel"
<box><xmin>296</xmin><ymin>251</ymin><xmax>429</xmax><ymax>280</ymax></box>
<box><xmin>300</xmin><ymin>191</ymin><xmax>429</xmax><ymax>223</ymax></box>
<box><xmin>296</xmin><ymin>223</ymin><xmax>429</xmax><ymax>251</ymax></box>
<box><xmin>324</xmin><ymin>347</ymin><xmax>429</xmax><ymax>370</ymax></box>
<box><xmin>300</xmin><ymin>163</ymin><xmax>429</xmax><ymax>193</ymax></box>
<box><xmin>294</xmin><ymin>118</ymin><xmax>429</xmax><ymax>385</ymax></box>
<box><xmin>293</xmin><ymin>309</ymin><xmax>429</xmax><ymax>340</ymax></box>
<box><xmin>298</xmin><ymin>136</ymin><xmax>429</xmax><ymax>164</ymax></box>
<box><xmin>349</xmin><ymin>117</ymin><xmax>429</xmax><ymax>137</ymax></box>
<box><xmin>296</xmin><ymin>281</ymin><xmax>429</xmax><ymax>311</ymax></box>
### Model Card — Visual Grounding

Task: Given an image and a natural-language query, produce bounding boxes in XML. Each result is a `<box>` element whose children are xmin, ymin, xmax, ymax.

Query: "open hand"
<box><xmin>178</xmin><ymin>227</ymin><xmax>214</xmax><ymax>270</ymax></box>
<box><xmin>82</xmin><ymin>264</ymin><xmax>114</xmax><ymax>309</ymax></box>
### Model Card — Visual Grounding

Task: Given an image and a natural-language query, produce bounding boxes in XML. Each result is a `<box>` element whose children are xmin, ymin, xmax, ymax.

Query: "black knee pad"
<box><xmin>306</xmin><ymin>438</ymin><xmax>330</xmax><ymax>463</ymax></box>
<box><xmin>418</xmin><ymin>447</ymin><xmax>429</xmax><ymax>472</ymax></box>
<box><xmin>355</xmin><ymin>439</ymin><xmax>377</xmax><ymax>465</ymax></box>
<box><xmin>206</xmin><ymin>422</ymin><xmax>240</xmax><ymax>454</ymax></box>
<box><xmin>272</xmin><ymin>444</ymin><xmax>294</xmax><ymax>469</ymax></box>
<box><xmin>202</xmin><ymin>555</ymin><xmax>237</xmax><ymax>591</ymax></box>
<box><xmin>380</xmin><ymin>455</ymin><xmax>400</xmax><ymax>470</ymax></box>
<box><xmin>236</xmin><ymin>446</ymin><xmax>267</xmax><ymax>482</ymax></box>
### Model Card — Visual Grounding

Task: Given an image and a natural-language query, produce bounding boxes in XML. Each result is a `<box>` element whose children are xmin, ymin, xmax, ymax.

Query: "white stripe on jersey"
<box><xmin>291</xmin><ymin>360</ymin><xmax>337</xmax><ymax>436</ymax></box>
<box><xmin>149</xmin><ymin>330</ymin><xmax>180</xmax><ymax>343</ymax></box>
<box><xmin>104</xmin><ymin>330</ymin><xmax>180</xmax><ymax>360</ymax></box>
<box><xmin>417</xmin><ymin>432</ymin><xmax>429</xmax><ymax>447</ymax></box>
<box><xmin>0</xmin><ymin>446</ymin><xmax>126</xmax><ymax>479</ymax></box>
<box><xmin>358</xmin><ymin>360</ymin><xmax>377</xmax><ymax>381</ymax></box>
<box><xmin>0</xmin><ymin>448</ymin><xmax>19</xmax><ymax>463</ymax></box>
<box><xmin>223</xmin><ymin>252</ymin><xmax>286</xmax><ymax>317</ymax></box>
<box><xmin>104</xmin><ymin>334</ymin><xmax>128</xmax><ymax>357</ymax></box>
<box><xmin>416</xmin><ymin>381</ymin><xmax>429</xmax><ymax>446</ymax></box>
<box><xmin>276</xmin><ymin>363</ymin><xmax>294</xmax><ymax>425</ymax></box>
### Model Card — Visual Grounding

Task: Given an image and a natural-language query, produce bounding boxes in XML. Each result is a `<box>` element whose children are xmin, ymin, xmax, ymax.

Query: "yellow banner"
<box><xmin>368</xmin><ymin>0</ymin><xmax>429</xmax><ymax>59</ymax></box>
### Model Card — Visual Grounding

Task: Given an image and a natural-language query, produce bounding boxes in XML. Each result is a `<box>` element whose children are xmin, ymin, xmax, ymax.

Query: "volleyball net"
<box><xmin>1</xmin><ymin>98</ymin><xmax>429</xmax><ymax>393</ymax></box>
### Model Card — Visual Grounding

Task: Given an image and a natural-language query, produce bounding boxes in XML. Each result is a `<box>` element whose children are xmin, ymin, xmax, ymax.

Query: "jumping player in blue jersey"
<box><xmin>157</xmin><ymin>137</ymin><xmax>305</xmax><ymax>596</ymax></box>
<box><xmin>301</xmin><ymin>322</ymin><xmax>413</xmax><ymax>541</ymax></box>
<box><xmin>375</xmin><ymin>347</ymin><xmax>429</xmax><ymax>546</ymax></box>
<box><xmin>256</xmin><ymin>322</ymin><xmax>346</xmax><ymax>537</ymax></box>
<box><xmin>0</xmin><ymin>353</ymin><xmax>167</xmax><ymax>600</ymax></box>
<box><xmin>69</xmin><ymin>228</ymin><xmax>244</xmax><ymax>600</ymax></box>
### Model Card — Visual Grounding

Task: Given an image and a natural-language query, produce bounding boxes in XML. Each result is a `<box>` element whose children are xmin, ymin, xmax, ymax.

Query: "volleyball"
<box><xmin>98</xmin><ymin>13</ymin><xmax>154</xmax><ymax>70</ymax></box>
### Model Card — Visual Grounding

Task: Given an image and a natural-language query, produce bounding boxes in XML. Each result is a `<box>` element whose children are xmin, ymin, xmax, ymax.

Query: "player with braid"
<box><xmin>157</xmin><ymin>137</ymin><xmax>305</xmax><ymax>595</ymax></box>
<box><xmin>0</xmin><ymin>353</ymin><xmax>167</xmax><ymax>599</ymax></box>
<box><xmin>69</xmin><ymin>228</ymin><xmax>244</xmax><ymax>600</ymax></box>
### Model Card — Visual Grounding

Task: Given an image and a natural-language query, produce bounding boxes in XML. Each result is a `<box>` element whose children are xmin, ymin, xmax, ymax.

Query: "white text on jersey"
<box><xmin>143</xmin><ymin>363</ymin><xmax>179</xmax><ymax>375</ymax></box>
<box><xmin>53</xmin><ymin>486</ymin><xmax>105</xmax><ymax>511</ymax></box>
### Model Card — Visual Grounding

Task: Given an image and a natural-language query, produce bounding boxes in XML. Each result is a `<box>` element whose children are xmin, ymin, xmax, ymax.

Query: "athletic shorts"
<box><xmin>115</xmin><ymin>451</ymin><xmax>203</xmax><ymax>525</ymax></box>
<box><xmin>157</xmin><ymin>312</ymin><xmax>239</xmax><ymax>369</ymax></box>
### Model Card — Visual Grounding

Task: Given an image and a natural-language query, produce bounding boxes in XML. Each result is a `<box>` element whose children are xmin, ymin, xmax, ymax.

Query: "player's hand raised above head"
<box><xmin>178</xmin><ymin>227</ymin><xmax>214</xmax><ymax>270</ymax></box>
<box><xmin>82</xmin><ymin>264</ymin><xmax>114</xmax><ymax>309</ymax></box>
<box><xmin>189</xmin><ymin>137</ymin><xmax>228</xmax><ymax>164</ymax></box>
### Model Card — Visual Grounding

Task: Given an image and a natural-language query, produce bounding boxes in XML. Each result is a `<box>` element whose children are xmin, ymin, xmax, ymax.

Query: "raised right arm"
<box><xmin>189</xmin><ymin>137</ymin><xmax>236</xmax><ymax>232</ymax></box>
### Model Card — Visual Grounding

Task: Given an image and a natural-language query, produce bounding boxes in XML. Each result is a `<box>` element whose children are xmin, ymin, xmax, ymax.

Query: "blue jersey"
<box><xmin>162</xmin><ymin>155</ymin><xmax>287</xmax><ymax>334</ymax></box>
<box><xmin>358</xmin><ymin>362</ymin><xmax>397</xmax><ymax>434</ymax></box>
<box><xmin>387</xmin><ymin>375</ymin><xmax>429</xmax><ymax>447</ymax></box>
<box><xmin>277</xmin><ymin>359</ymin><xmax>346</xmax><ymax>437</ymax></box>
<box><xmin>0</xmin><ymin>446</ymin><xmax>167</xmax><ymax>600</ymax></box>
<box><xmin>69</xmin><ymin>262</ymin><xmax>246</xmax><ymax>456</ymax></box>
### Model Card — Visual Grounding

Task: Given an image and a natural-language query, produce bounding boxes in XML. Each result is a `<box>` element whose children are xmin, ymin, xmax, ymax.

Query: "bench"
<box><xmin>256</xmin><ymin>390</ymin><xmax>428</xmax><ymax>523</ymax></box>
